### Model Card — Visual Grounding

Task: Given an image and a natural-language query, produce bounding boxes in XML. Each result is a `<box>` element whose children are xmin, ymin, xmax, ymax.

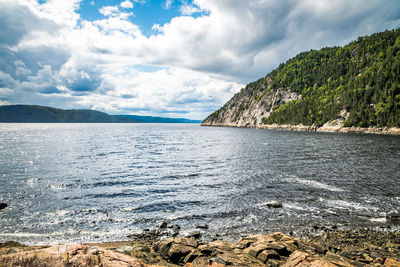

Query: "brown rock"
<box><xmin>183</xmin><ymin>249</ymin><xmax>201</xmax><ymax>263</ymax></box>
<box><xmin>384</xmin><ymin>258</ymin><xmax>400</xmax><ymax>266</ymax></box>
<box><xmin>167</xmin><ymin>244</ymin><xmax>195</xmax><ymax>264</ymax></box>
<box><xmin>309</xmin><ymin>259</ymin><xmax>339</xmax><ymax>267</ymax></box>
<box><xmin>174</xmin><ymin>237</ymin><xmax>198</xmax><ymax>248</ymax></box>
<box><xmin>235</xmin><ymin>239</ymin><xmax>255</xmax><ymax>249</ymax></box>
<box><xmin>282</xmin><ymin>250</ymin><xmax>309</xmax><ymax>266</ymax></box>
<box><xmin>256</xmin><ymin>249</ymin><xmax>280</xmax><ymax>263</ymax></box>
<box><xmin>243</xmin><ymin>243</ymin><xmax>268</xmax><ymax>257</ymax></box>
<box><xmin>0</xmin><ymin>244</ymin><xmax>144</xmax><ymax>267</ymax></box>
<box><xmin>154</xmin><ymin>238</ymin><xmax>174</xmax><ymax>258</ymax></box>
<box><xmin>282</xmin><ymin>250</ymin><xmax>339</xmax><ymax>267</ymax></box>
<box><xmin>197</xmin><ymin>240</ymin><xmax>234</xmax><ymax>257</ymax></box>
<box><xmin>209</xmin><ymin>251</ymin><xmax>262</xmax><ymax>266</ymax></box>
<box><xmin>206</xmin><ymin>240</ymin><xmax>234</xmax><ymax>251</ymax></box>
<box><xmin>270</xmin><ymin>232</ymin><xmax>294</xmax><ymax>242</ymax></box>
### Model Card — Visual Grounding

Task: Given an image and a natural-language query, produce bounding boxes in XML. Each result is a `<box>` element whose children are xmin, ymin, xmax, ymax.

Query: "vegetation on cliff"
<box><xmin>203</xmin><ymin>28</ymin><xmax>400</xmax><ymax>128</ymax></box>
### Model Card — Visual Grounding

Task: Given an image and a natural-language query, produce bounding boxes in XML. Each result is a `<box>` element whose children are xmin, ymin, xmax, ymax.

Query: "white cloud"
<box><xmin>1</xmin><ymin>0</ymin><xmax>400</xmax><ymax>119</ymax></box>
<box><xmin>163</xmin><ymin>0</ymin><xmax>173</xmax><ymax>9</ymax></box>
<box><xmin>120</xmin><ymin>0</ymin><xmax>133</xmax><ymax>9</ymax></box>
<box><xmin>179</xmin><ymin>1</ymin><xmax>203</xmax><ymax>15</ymax></box>
<box><xmin>99</xmin><ymin>6</ymin><xmax>121</xmax><ymax>17</ymax></box>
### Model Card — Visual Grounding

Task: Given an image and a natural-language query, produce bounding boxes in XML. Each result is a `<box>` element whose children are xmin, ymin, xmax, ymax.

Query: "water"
<box><xmin>0</xmin><ymin>123</ymin><xmax>399</xmax><ymax>245</ymax></box>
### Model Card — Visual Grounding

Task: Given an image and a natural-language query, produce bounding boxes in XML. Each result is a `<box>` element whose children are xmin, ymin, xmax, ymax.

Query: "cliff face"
<box><xmin>202</xmin><ymin>75</ymin><xmax>301</xmax><ymax>127</ymax></box>
<box><xmin>202</xmin><ymin>28</ymin><xmax>400</xmax><ymax>131</ymax></box>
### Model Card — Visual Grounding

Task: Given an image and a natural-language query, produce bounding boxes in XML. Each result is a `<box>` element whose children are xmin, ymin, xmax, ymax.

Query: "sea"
<box><xmin>0</xmin><ymin>123</ymin><xmax>399</xmax><ymax>245</ymax></box>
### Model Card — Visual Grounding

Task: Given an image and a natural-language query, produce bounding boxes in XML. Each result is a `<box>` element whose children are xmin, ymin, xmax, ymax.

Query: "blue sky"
<box><xmin>1</xmin><ymin>0</ymin><xmax>400</xmax><ymax>119</ymax></box>
<box><xmin>77</xmin><ymin>0</ymin><xmax>206</xmax><ymax>37</ymax></box>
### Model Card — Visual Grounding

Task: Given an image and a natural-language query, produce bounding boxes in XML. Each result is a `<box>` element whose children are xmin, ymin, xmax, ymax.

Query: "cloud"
<box><xmin>0</xmin><ymin>0</ymin><xmax>400</xmax><ymax>119</ymax></box>
<box><xmin>179</xmin><ymin>1</ymin><xmax>203</xmax><ymax>15</ymax></box>
<box><xmin>99</xmin><ymin>6</ymin><xmax>122</xmax><ymax>17</ymax></box>
<box><xmin>163</xmin><ymin>0</ymin><xmax>173</xmax><ymax>9</ymax></box>
<box><xmin>140</xmin><ymin>0</ymin><xmax>400</xmax><ymax>82</ymax></box>
<box><xmin>120</xmin><ymin>0</ymin><xmax>134</xmax><ymax>9</ymax></box>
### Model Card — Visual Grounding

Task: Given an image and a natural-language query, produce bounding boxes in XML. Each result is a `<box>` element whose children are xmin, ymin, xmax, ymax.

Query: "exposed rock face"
<box><xmin>1</xmin><ymin>231</ymin><xmax>400</xmax><ymax>266</ymax></box>
<box><xmin>202</xmin><ymin>76</ymin><xmax>302</xmax><ymax>128</ymax></box>
<box><xmin>202</xmin><ymin>82</ymin><xmax>400</xmax><ymax>134</ymax></box>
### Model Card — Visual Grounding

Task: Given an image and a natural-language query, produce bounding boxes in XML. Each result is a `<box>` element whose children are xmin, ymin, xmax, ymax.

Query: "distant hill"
<box><xmin>202</xmin><ymin>28</ymin><xmax>400</xmax><ymax>130</ymax></box>
<box><xmin>0</xmin><ymin>105</ymin><xmax>201</xmax><ymax>123</ymax></box>
<box><xmin>116</xmin><ymin>115</ymin><xmax>202</xmax><ymax>123</ymax></box>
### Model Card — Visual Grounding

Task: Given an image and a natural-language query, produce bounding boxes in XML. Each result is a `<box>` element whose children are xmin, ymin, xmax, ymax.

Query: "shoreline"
<box><xmin>1</xmin><ymin>227</ymin><xmax>400</xmax><ymax>266</ymax></box>
<box><xmin>201</xmin><ymin>122</ymin><xmax>400</xmax><ymax>135</ymax></box>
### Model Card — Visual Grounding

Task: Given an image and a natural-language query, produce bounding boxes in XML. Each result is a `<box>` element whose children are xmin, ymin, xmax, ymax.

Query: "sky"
<box><xmin>1</xmin><ymin>1</ymin><xmax>400</xmax><ymax>119</ymax></box>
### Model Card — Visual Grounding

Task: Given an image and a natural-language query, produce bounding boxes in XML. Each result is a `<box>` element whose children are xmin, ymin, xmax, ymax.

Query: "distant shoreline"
<box><xmin>201</xmin><ymin>123</ymin><xmax>400</xmax><ymax>135</ymax></box>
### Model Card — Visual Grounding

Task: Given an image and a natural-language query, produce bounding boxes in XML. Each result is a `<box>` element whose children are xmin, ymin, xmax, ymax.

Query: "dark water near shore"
<box><xmin>0</xmin><ymin>123</ymin><xmax>399</xmax><ymax>245</ymax></box>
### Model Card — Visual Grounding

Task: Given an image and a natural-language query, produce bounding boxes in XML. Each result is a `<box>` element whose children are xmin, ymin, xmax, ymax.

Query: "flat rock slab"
<box><xmin>1</xmin><ymin>231</ymin><xmax>400</xmax><ymax>266</ymax></box>
<box><xmin>0</xmin><ymin>244</ymin><xmax>144</xmax><ymax>267</ymax></box>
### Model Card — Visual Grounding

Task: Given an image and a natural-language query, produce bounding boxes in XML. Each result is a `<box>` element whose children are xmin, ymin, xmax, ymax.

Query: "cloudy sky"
<box><xmin>1</xmin><ymin>0</ymin><xmax>400</xmax><ymax>119</ymax></box>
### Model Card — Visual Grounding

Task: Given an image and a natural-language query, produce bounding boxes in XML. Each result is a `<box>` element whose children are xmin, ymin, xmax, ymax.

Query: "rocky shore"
<box><xmin>201</xmin><ymin>122</ymin><xmax>400</xmax><ymax>135</ymax></box>
<box><xmin>1</xmin><ymin>227</ymin><xmax>400</xmax><ymax>266</ymax></box>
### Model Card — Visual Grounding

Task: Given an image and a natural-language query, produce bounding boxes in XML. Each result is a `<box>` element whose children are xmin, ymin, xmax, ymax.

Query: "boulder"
<box><xmin>243</xmin><ymin>243</ymin><xmax>269</xmax><ymax>258</ymax></box>
<box><xmin>384</xmin><ymin>258</ymin><xmax>400</xmax><ymax>266</ymax></box>
<box><xmin>158</xmin><ymin>221</ymin><xmax>168</xmax><ymax>229</ymax></box>
<box><xmin>257</xmin><ymin>249</ymin><xmax>280</xmax><ymax>263</ymax></box>
<box><xmin>154</xmin><ymin>238</ymin><xmax>174</xmax><ymax>258</ymax></box>
<box><xmin>260</xmin><ymin>201</ymin><xmax>283</xmax><ymax>208</ymax></box>
<box><xmin>196</xmin><ymin>224</ymin><xmax>209</xmax><ymax>229</ymax></box>
<box><xmin>154</xmin><ymin>237</ymin><xmax>198</xmax><ymax>264</ymax></box>
<box><xmin>386</xmin><ymin>213</ymin><xmax>400</xmax><ymax>224</ymax></box>
<box><xmin>0</xmin><ymin>203</ymin><xmax>7</xmax><ymax>210</ymax></box>
<box><xmin>187</xmin><ymin>230</ymin><xmax>201</xmax><ymax>239</ymax></box>
<box><xmin>167</xmin><ymin>243</ymin><xmax>195</xmax><ymax>264</ymax></box>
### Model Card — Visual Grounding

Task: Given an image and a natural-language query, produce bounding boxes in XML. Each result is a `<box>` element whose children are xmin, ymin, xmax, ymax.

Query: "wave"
<box><xmin>320</xmin><ymin>198</ymin><xmax>379</xmax><ymax>212</ymax></box>
<box><xmin>286</xmin><ymin>175</ymin><xmax>345</xmax><ymax>192</ymax></box>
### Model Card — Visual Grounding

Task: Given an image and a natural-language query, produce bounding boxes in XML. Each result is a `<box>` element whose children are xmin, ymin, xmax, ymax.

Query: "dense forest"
<box><xmin>203</xmin><ymin>28</ymin><xmax>400</xmax><ymax>128</ymax></box>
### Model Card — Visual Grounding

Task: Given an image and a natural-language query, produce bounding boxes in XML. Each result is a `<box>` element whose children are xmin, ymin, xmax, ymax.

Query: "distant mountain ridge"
<box><xmin>0</xmin><ymin>105</ymin><xmax>201</xmax><ymax>123</ymax></box>
<box><xmin>202</xmin><ymin>28</ymin><xmax>400</xmax><ymax>132</ymax></box>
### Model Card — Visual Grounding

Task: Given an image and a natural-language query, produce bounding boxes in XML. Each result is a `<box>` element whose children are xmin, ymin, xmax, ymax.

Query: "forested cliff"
<box><xmin>202</xmin><ymin>28</ymin><xmax>400</xmax><ymax>131</ymax></box>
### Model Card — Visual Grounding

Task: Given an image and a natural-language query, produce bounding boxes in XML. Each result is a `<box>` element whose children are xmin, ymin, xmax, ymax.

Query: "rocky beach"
<box><xmin>1</xmin><ymin>224</ymin><xmax>400</xmax><ymax>266</ymax></box>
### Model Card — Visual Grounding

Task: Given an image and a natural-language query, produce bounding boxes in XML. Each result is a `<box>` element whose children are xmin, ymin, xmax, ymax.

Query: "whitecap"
<box><xmin>283</xmin><ymin>202</ymin><xmax>318</xmax><ymax>212</ymax></box>
<box><xmin>321</xmin><ymin>199</ymin><xmax>379</xmax><ymax>212</ymax></box>
<box><xmin>369</xmin><ymin>217</ymin><xmax>386</xmax><ymax>223</ymax></box>
<box><xmin>286</xmin><ymin>175</ymin><xmax>345</xmax><ymax>192</ymax></box>
<box><xmin>120</xmin><ymin>206</ymin><xmax>139</xmax><ymax>212</ymax></box>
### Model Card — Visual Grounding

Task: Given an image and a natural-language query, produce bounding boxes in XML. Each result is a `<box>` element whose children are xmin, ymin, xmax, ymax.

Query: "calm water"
<box><xmin>0</xmin><ymin>123</ymin><xmax>399</xmax><ymax>245</ymax></box>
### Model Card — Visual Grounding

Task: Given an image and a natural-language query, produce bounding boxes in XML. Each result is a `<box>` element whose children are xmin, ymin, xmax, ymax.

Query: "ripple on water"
<box><xmin>0</xmin><ymin>123</ymin><xmax>399</xmax><ymax>245</ymax></box>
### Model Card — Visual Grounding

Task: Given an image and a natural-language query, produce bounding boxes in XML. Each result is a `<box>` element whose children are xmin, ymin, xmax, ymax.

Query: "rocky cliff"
<box><xmin>202</xmin><ymin>75</ymin><xmax>302</xmax><ymax>128</ymax></box>
<box><xmin>202</xmin><ymin>28</ymin><xmax>400</xmax><ymax>133</ymax></box>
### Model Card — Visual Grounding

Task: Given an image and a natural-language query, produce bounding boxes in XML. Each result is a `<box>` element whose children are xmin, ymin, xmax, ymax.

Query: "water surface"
<box><xmin>0</xmin><ymin>123</ymin><xmax>399</xmax><ymax>245</ymax></box>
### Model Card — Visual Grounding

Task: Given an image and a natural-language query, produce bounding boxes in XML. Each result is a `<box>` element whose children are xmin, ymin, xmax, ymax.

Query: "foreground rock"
<box><xmin>0</xmin><ymin>244</ymin><xmax>144</xmax><ymax>267</ymax></box>
<box><xmin>1</xmin><ymin>230</ymin><xmax>400</xmax><ymax>266</ymax></box>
